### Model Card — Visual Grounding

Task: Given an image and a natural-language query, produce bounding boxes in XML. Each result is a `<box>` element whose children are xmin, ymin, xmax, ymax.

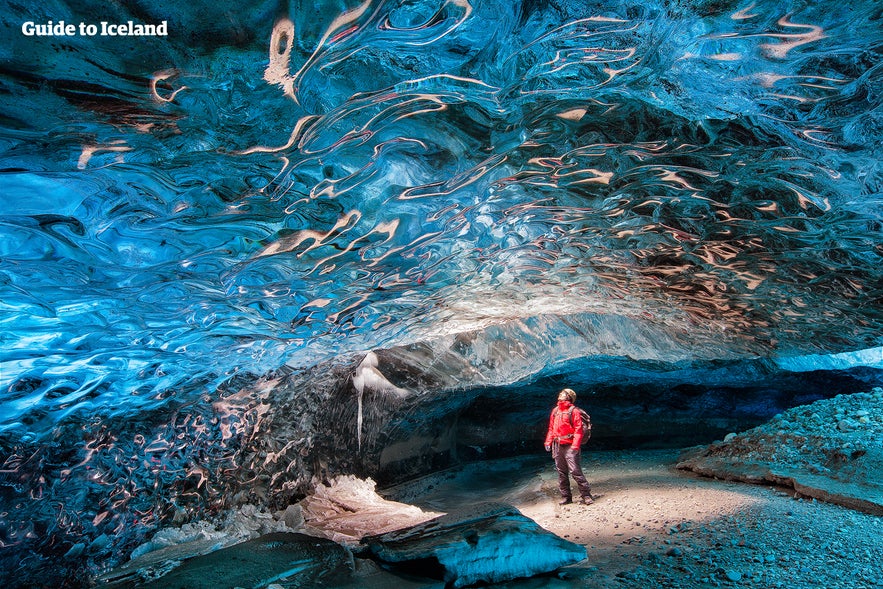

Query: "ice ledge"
<box><xmin>775</xmin><ymin>346</ymin><xmax>883</xmax><ymax>372</ymax></box>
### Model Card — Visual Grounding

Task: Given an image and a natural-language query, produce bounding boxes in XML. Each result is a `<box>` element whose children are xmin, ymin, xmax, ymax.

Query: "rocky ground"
<box><xmin>676</xmin><ymin>388</ymin><xmax>883</xmax><ymax>516</ymax></box>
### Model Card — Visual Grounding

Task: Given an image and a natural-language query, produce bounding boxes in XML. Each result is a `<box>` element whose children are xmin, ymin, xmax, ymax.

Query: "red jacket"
<box><xmin>545</xmin><ymin>401</ymin><xmax>584</xmax><ymax>446</ymax></box>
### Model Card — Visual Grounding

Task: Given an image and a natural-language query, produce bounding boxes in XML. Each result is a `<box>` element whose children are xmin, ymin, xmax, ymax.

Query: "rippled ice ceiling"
<box><xmin>1</xmin><ymin>0</ymin><xmax>882</xmax><ymax>436</ymax></box>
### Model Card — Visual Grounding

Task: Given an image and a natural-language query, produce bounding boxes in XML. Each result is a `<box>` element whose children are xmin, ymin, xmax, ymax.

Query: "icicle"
<box><xmin>353</xmin><ymin>373</ymin><xmax>364</xmax><ymax>451</ymax></box>
<box><xmin>352</xmin><ymin>351</ymin><xmax>410</xmax><ymax>452</ymax></box>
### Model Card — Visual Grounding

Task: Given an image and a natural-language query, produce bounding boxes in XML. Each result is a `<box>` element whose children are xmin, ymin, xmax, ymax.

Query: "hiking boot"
<box><xmin>579</xmin><ymin>495</ymin><xmax>595</xmax><ymax>505</ymax></box>
<box><xmin>558</xmin><ymin>498</ymin><xmax>573</xmax><ymax>505</ymax></box>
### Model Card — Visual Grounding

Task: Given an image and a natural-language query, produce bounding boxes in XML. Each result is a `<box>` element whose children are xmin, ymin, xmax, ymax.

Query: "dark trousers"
<box><xmin>552</xmin><ymin>442</ymin><xmax>592</xmax><ymax>499</ymax></box>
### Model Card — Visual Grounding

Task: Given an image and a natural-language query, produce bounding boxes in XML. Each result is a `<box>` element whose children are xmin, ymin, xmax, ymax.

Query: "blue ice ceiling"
<box><xmin>1</xmin><ymin>0</ymin><xmax>882</xmax><ymax>439</ymax></box>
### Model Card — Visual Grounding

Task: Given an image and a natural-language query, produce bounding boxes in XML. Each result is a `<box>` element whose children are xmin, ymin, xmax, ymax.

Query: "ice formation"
<box><xmin>0</xmin><ymin>0</ymin><xmax>881</xmax><ymax>586</ymax></box>
<box><xmin>299</xmin><ymin>474</ymin><xmax>441</xmax><ymax>543</ymax></box>
<box><xmin>364</xmin><ymin>503</ymin><xmax>588</xmax><ymax>587</ymax></box>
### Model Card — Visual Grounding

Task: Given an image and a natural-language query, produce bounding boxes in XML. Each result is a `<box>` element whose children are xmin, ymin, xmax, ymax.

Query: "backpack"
<box><xmin>561</xmin><ymin>407</ymin><xmax>592</xmax><ymax>444</ymax></box>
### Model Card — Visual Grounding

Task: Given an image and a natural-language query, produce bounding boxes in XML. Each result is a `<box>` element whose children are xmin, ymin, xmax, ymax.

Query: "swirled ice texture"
<box><xmin>0</xmin><ymin>0</ymin><xmax>881</xmax><ymax>582</ymax></box>
<box><xmin>2</xmin><ymin>0</ymin><xmax>882</xmax><ymax>438</ymax></box>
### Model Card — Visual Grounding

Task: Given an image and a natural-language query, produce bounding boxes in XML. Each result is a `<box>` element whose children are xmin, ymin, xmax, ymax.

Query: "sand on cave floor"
<box><xmin>380</xmin><ymin>449</ymin><xmax>883</xmax><ymax>588</ymax></box>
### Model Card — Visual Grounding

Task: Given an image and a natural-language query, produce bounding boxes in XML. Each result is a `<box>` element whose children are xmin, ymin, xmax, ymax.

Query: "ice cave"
<box><xmin>1</xmin><ymin>0</ymin><xmax>881</xmax><ymax>587</ymax></box>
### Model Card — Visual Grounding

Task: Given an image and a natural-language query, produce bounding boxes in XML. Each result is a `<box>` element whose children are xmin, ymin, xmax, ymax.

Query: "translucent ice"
<box><xmin>1</xmin><ymin>0</ymin><xmax>882</xmax><ymax>585</ymax></box>
<box><xmin>2</xmin><ymin>0</ymin><xmax>882</xmax><ymax>440</ymax></box>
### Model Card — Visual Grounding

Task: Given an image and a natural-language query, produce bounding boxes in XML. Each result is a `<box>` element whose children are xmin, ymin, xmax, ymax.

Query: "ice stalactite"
<box><xmin>351</xmin><ymin>351</ymin><xmax>410</xmax><ymax>450</ymax></box>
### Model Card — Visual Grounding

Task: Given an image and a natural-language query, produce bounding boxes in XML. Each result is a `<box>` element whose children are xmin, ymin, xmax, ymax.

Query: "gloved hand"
<box><xmin>545</xmin><ymin>444</ymin><xmax>551</xmax><ymax>452</ymax></box>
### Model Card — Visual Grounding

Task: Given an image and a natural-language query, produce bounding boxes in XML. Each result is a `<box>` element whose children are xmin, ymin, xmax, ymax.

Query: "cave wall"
<box><xmin>3</xmin><ymin>333</ymin><xmax>882</xmax><ymax>586</ymax></box>
<box><xmin>453</xmin><ymin>368</ymin><xmax>883</xmax><ymax>462</ymax></box>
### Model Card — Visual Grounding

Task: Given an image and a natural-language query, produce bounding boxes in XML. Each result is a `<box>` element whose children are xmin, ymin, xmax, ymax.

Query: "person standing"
<box><xmin>544</xmin><ymin>388</ymin><xmax>594</xmax><ymax>505</ymax></box>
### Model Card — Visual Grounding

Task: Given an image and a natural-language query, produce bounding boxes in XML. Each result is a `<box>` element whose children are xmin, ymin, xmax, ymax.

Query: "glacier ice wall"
<box><xmin>0</xmin><ymin>0</ymin><xmax>882</xmax><ymax>585</ymax></box>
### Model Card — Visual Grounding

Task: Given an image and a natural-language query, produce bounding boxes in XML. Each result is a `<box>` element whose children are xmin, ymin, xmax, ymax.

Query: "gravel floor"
<box><xmin>386</xmin><ymin>447</ymin><xmax>883</xmax><ymax>588</ymax></box>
